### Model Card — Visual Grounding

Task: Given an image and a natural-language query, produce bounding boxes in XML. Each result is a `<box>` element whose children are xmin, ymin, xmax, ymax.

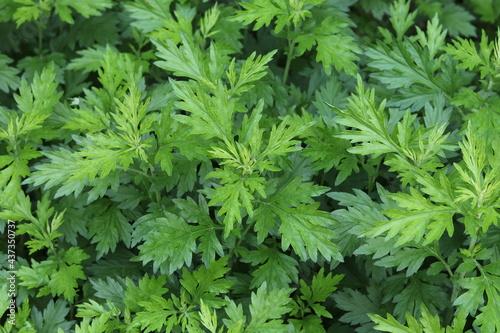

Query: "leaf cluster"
<box><xmin>0</xmin><ymin>0</ymin><xmax>500</xmax><ymax>332</ymax></box>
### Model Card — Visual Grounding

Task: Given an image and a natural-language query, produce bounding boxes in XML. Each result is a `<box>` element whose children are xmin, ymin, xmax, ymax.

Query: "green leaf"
<box><xmin>444</xmin><ymin>30</ymin><xmax>494</xmax><ymax>78</ymax></box>
<box><xmin>27</xmin><ymin>138</ymin><xmax>125</xmax><ymax>199</ymax></box>
<box><xmin>96</xmin><ymin>47</ymin><xmax>143</xmax><ymax>99</ymax></box>
<box><xmin>12</xmin><ymin>62</ymin><xmax>61</xmax><ymax>129</ymax></box>
<box><xmin>232</xmin><ymin>0</ymin><xmax>288</xmax><ymax>34</ymax></box>
<box><xmin>303</xmin><ymin>124</ymin><xmax>359</xmax><ymax>183</ymax></box>
<box><xmin>335</xmin><ymin>285</ymin><xmax>385</xmax><ymax>327</ymax></box>
<box><xmin>173</xmin><ymin>81</ymin><xmax>235</xmax><ymax>141</ymax></box>
<box><xmin>246</xmin><ymin>282</ymin><xmax>294</xmax><ymax>332</ymax></box>
<box><xmin>77</xmin><ymin>298</ymin><xmax>113</xmax><ymax>319</ymax></box>
<box><xmin>132</xmin><ymin>296</ymin><xmax>178</xmax><ymax>333</ymax></box>
<box><xmin>276</xmin><ymin>203</ymin><xmax>341</xmax><ymax>262</ymax></box>
<box><xmin>0</xmin><ymin>54</ymin><xmax>20</xmax><ymax>92</ymax></box>
<box><xmin>199</xmin><ymin>300</ymin><xmax>220</xmax><ymax>333</ymax></box>
<box><xmin>67</xmin><ymin>45</ymin><xmax>111</xmax><ymax>73</ymax></box>
<box><xmin>369</xmin><ymin>312</ymin><xmax>418</xmax><ymax>333</ymax></box>
<box><xmin>391</xmin><ymin>274</ymin><xmax>448</xmax><ymax>320</ymax></box>
<box><xmin>208</xmin><ymin>170</ymin><xmax>265</xmax><ymax>236</ymax></box>
<box><xmin>88</xmin><ymin>277</ymin><xmax>127</xmax><ymax>311</ymax></box>
<box><xmin>153</xmin><ymin>33</ymin><xmax>206</xmax><ymax>82</ymax></box>
<box><xmin>258</xmin><ymin>116</ymin><xmax>313</xmax><ymax>163</ymax></box>
<box><xmin>223</xmin><ymin>300</ymin><xmax>246</xmax><ymax>332</ymax></box>
<box><xmin>295</xmin><ymin>17</ymin><xmax>360</xmax><ymax>75</ymax></box>
<box><xmin>329</xmin><ymin>188</ymin><xmax>389</xmax><ymax>255</ymax></box>
<box><xmin>454</xmin><ymin>262</ymin><xmax>500</xmax><ymax>330</ymax></box>
<box><xmin>15</xmin><ymin>194</ymin><xmax>64</xmax><ymax>254</ymax></box>
<box><xmin>88</xmin><ymin>203</ymin><xmax>132</xmax><ymax>259</ymax></box>
<box><xmin>124</xmin><ymin>275</ymin><xmax>168</xmax><ymax>312</ymax></box>
<box><xmin>301</xmin><ymin>268</ymin><xmax>342</xmax><ymax>305</ymax></box>
<box><xmin>289</xmin><ymin>315</ymin><xmax>325</xmax><ymax>333</ymax></box>
<box><xmin>31</xmin><ymin>300</ymin><xmax>72</xmax><ymax>332</ymax></box>
<box><xmin>180</xmin><ymin>257</ymin><xmax>233</xmax><ymax>308</ymax></box>
<box><xmin>59</xmin><ymin>102</ymin><xmax>110</xmax><ymax>134</ymax></box>
<box><xmin>54</xmin><ymin>0</ymin><xmax>113</xmax><ymax>24</ymax></box>
<box><xmin>389</xmin><ymin>0</ymin><xmax>418</xmax><ymax>41</ymax></box>
<box><xmin>365</xmin><ymin>188</ymin><xmax>456</xmax><ymax>246</ymax></box>
<box><xmin>359</xmin><ymin>0</ymin><xmax>391</xmax><ymax>20</ymax></box>
<box><xmin>135</xmin><ymin>213</ymin><xmax>207</xmax><ymax>274</ymax></box>
<box><xmin>63</xmin><ymin>247</ymin><xmax>90</xmax><ymax>266</ymax></box>
<box><xmin>27</xmin><ymin>84</ymin><xmax>152</xmax><ymax>200</ymax></box>
<box><xmin>415</xmin><ymin>15</ymin><xmax>447</xmax><ymax>59</ymax></box>
<box><xmin>475</xmin><ymin>287</ymin><xmax>500</xmax><ymax>332</ymax></box>
<box><xmin>250</xmin><ymin>174</ymin><xmax>339</xmax><ymax>262</ymax></box>
<box><xmin>369</xmin><ymin>304</ymin><xmax>466</xmax><ymax>333</ymax></box>
<box><xmin>374</xmin><ymin>247</ymin><xmax>431</xmax><ymax>277</ymax></box>
<box><xmin>174</xmin><ymin>195</ymin><xmax>225</xmax><ymax>266</ymax></box>
<box><xmin>333</xmin><ymin>76</ymin><xmax>401</xmax><ymax>157</ymax></box>
<box><xmin>12</xmin><ymin>0</ymin><xmax>49</xmax><ymax>26</ymax></box>
<box><xmin>44</xmin><ymin>262</ymin><xmax>87</xmax><ymax>303</ymax></box>
<box><xmin>298</xmin><ymin>268</ymin><xmax>343</xmax><ymax>319</ymax></box>
<box><xmin>66</xmin><ymin>13</ymin><xmax>120</xmax><ymax>49</ymax></box>
<box><xmin>74</xmin><ymin>315</ymin><xmax>111</xmax><ymax>333</ymax></box>
<box><xmin>454</xmin><ymin>125</ymin><xmax>500</xmax><ymax>230</ymax></box>
<box><xmin>240</xmin><ymin>244</ymin><xmax>299</xmax><ymax>290</ymax></box>
<box><xmin>153</xmin><ymin>111</ymin><xmax>176</xmax><ymax>176</ymax></box>
<box><xmin>227</xmin><ymin>50</ymin><xmax>277</xmax><ymax>96</ymax></box>
<box><xmin>365</xmin><ymin>40</ymin><xmax>443</xmax><ymax>110</ymax></box>
<box><xmin>438</xmin><ymin>3</ymin><xmax>475</xmax><ymax>37</ymax></box>
<box><xmin>123</xmin><ymin>0</ymin><xmax>174</xmax><ymax>34</ymax></box>
<box><xmin>469</xmin><ymin>0</ymin><xmax>500</xmax><ymax>23</ymax></box>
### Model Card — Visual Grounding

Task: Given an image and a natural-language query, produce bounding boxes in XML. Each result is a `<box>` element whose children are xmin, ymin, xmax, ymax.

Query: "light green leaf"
<box><xmin>43</xmin><ymin>262</ymin><xmax>87</xmax><ymax>303</ymax></box>
<box><xmin>389</xmin><ymin>0</ymin><xmax>418</xmax><ymax>41</ymax></box>
<box><xmin>365</xmin><ymin>188</ymin><xmax>456</xmax><ymax>246</ymax></box>
<box><xmin>135</xmin><ymin>213</ymin><xmax>208</xmax><ymax>274</ymax></box>
<box><xmin>124</xmin><ymin>275</ymin><xmax>168</xmax><ymax>313</ymax></box>
<box><xmin>54</xmin><ymin>0</ymin><xmax>113</xmax><ymax>24</ymax></box>
<box><xmin>246</xmin><ymin>282</ymin><xmax>293</xmax><ymax>332</ymax></box>
<box><xmin>180</xmin><ymin>257</ymin><xmax>233</xmax><ymax>308</ymax></box>
<box><xmin>232</xmin><ymin>0</ymin><xmax>288</xmax><ymax>34</ymax></box>
<box><xmin>133</xmin><ymin>296</ymin><xmax>178</xmax><ymax>333</ymax></box>
<box><xmin>444</xmin><ymin>31</ymin><xmax>494</xmax><ymax>78</ymax></box>
<box><xmin>276</xmin><ymin>203</ymin><xmax>341</xmax><ymax>262</ymax></box>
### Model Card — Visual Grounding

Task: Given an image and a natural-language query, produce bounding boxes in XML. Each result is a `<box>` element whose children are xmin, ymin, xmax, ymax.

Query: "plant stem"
<box><xmin>468</xmin><ymin>232</ymin><xmax>478</xmax><ymax>254</ymax></box>
<box><xmin>445</xmin><ymin>233</ymin><xmax>480</xmax><ymax>324</ymax></box>
<box><xmin>36</xmin><ymin>0</ymin><xmax>45</xmax><ymax>55</ymax></box>
<box><xmin>282</xmin><ymin>38</ymin><xmax>295</xmax><ymax>84</ymax></box>
<box><xmin>487</xmin><ymin>74</ymin><xmax>495</xmax><ymax>91</ymax></box>
<box><xmin>38</xmin><ymin>22</ymin><xmax>43</xmax><ymax>54</ymax></box>
<box><xmin>424</xmin><ymin>244</ymin><xmax>454</xmax><ymax>278</ymax></box>
<box><xmin>226</xmin><ymin>220</ymin><xmax>254</xmax><ymax>270</ymax></box>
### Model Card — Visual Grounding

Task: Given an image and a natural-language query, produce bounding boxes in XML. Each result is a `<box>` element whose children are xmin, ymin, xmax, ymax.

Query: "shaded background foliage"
<box><xmin>0</xmin><ymin>0</ymin><xmax>500</xmax><ymax>332</ymax></box>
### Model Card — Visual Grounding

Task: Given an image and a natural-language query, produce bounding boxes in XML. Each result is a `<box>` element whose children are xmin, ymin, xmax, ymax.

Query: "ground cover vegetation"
<box><xmin>0</xmin><ymin>0</ymin><xmax>499</xmax><ymax>331</ymax></box>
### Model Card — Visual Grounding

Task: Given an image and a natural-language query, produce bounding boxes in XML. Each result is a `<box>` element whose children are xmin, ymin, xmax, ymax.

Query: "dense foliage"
<box><xmin>1</xmin><ymin>0</ymin><xmax>500</xmax><ymax>331</ymax></box>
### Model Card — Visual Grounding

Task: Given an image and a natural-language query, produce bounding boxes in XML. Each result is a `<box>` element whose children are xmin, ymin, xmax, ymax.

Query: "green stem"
<box><xmin>445</xmin><ymin>233</ymin><xmax>480</xmax><ymax>324</ymax></box>
<box><xmin>445</xmin><ymin>282</ymin><xmax>462</xmax><ymax>326</ymax></box>
<box><xmin>468</xmin><ymin>232</ymin><xmax>478</xmax><ymax>254</ymax></box>
<box><xmin>281</xmin><ymin>0</ymin><xmax>298</xmax><ymax>85</ymax></box>
<box><xmin>424</xmin><ymin>243</ymin><xmax>454</xmax><ymax>278</ymax></box>
<box><xmin>36</xmin><ymin>0</ymin><xmax>45</xmax><ymax>55</ymax></box>
<box><xmin>117</xmin><ymin>166</ymin><xmax>150</xmax><ymax>178</ymax></box>
<box><xmin>282</xmin><ymin>38</ymin><xmax>295</xmax><ymax>84</ymax></box>
<box><xmin>487</xmin><ymin>74</ymin><xmax>495</xmax><ymax>91</ymax></box>
<box><xmin>38</xmin><ymin>22</ymin><xmax>43</xmax><ymax>54</ymax></box>
<box><xmin>456</xmin><ymin>106</ymin><xmax>465</xmax><ymax>118</ymax></box>
<box><xmin>226</xmin><ymin>220</ymin><xmax>254</xmax><ymax>268</ymax></box>
<box><xmin>320</xmin><ymin>171</ymin><xmax>326</xmax><ymax>187</ymax></box>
